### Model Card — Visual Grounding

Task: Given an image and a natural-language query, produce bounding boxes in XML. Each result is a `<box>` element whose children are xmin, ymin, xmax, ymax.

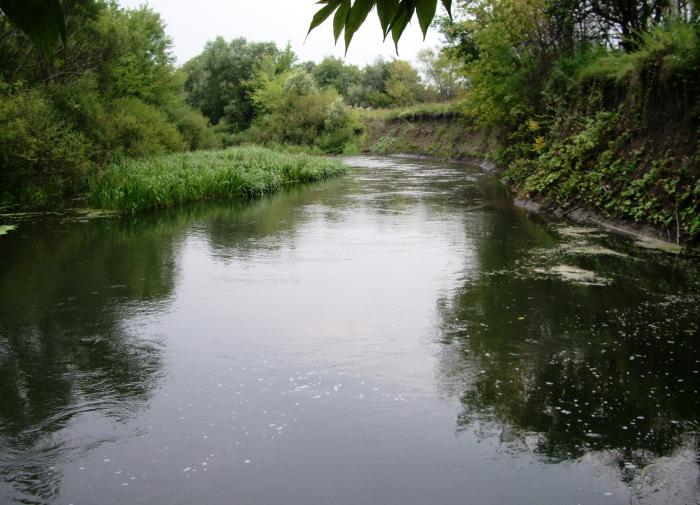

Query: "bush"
<box><xmin>0</xmin><ymin>87</ymin><xmax>93</xmax><ymax>205</ymax></box>
<box><xmin>48</xmin><ymin>74</ymin><xmax>117</xmax><ymax>164</ymax></box>
<box><xmin>244</xmin><ymin>70</ymin><xmax>359</xmax><ymax>153</ymax></box>
<box><xmin>110</xmin><ymin>97</ymin><xmax>187</xmax><ymax>157</ymax></box>
<box><xmin>163</xmin><ymin>101</ymin><xmax>220</xmax><ymax>150</ymax></box>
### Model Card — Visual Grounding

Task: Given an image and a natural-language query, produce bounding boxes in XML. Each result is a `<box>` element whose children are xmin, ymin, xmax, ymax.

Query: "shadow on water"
<box><xmin>435</xmin><ymin>204</ymin><xmax>700</xmax><ymax>483</ymax></box>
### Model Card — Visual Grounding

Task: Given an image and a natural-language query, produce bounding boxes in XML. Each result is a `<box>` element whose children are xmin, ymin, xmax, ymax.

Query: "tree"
<box><xmin>386</xmin><ymin>59</ymin><xmax>421</xmax><ymax>106</ymax></box>
<box><xmin>312</xmin><ymin>56</ymin><xmax>362</xmax><ymax>96</ymax></box>
<box><xmin>96</xmin><ymin>4</ymin><xmax>177</xmax><ymax>104</ymax></box>
<box><xmin>588</xmin><ymin>0</ymin><xmax>671</xmax><ymax>50</ymax></box>
<box><xmin>183</xmin><ymin>37</ymin><xmax>288</xmax><ymax>131</ymax></box>
<box><xmin>416</xmin><ymin>47</ymin><xmax>464</xmax><ymax>100</ymax></box>
<box><xmin>246</xmin><ymin>68</ymin><xmax>358</xmax><ymax>153</ymax></box>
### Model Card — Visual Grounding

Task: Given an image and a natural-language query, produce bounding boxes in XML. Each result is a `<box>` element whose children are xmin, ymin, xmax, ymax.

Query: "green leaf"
<box><xmin>441</xmin><ymin>0</ymin><xmax>452</xmax><ymax>18</ymax></box>
<box><xmin>390</xmin><ymin>2</ymin><xmax>414</xmax><ymax>51</ymax></box>
<box><xmin>344</xmin><ymin>0</ymin><xmax>375</xmax><ymax>51</ymax></box>
<box><xmin>307</xmin><ymin>0</ymin><xmax>342</xmax><ymax>37</ymax></box>
<box><xmin>416</xmin><ymin>0</ymin><xmax>437</xmax><ymax>37</ymax></box>
<box><xmin>376</xmin><ymin>0</ymin><xmax>399</xmax><ymax>37</ymax></box>
<box><xmin>333</xmin><ymin>0</ymin><xmax>351</xmax><ymax>42</ymax></box>
<box><xmin>0</xmin><ymin>0</ymin><xmax>66</xmax><ymax>57</ymax></box>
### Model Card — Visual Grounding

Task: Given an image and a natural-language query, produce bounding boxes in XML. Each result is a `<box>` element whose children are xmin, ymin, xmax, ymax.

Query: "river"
<box><xmin>0</xmin><ymin>155</ymin><xmax>698</xmax><ymax>504</ymax></box>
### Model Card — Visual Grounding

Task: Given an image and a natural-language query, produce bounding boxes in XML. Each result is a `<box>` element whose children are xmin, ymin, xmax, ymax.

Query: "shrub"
<box><xmin>110</xmin><ymin>97</ymin><xmax>187</xmax><ymax>157</ymax></box>
<box><xmin>163</xmin><ymin>100</ymin><xmax>220</xmax><ymax>150</ymax></box>
<box><xmin>244</xmin><ymin>70</ymin><xmax>359</xmax><ymax>153</ymax></box>
<box><xmin>0</xmin><ymin>87</ymin><xmax>93</xmax><ymax>205</ymax></box>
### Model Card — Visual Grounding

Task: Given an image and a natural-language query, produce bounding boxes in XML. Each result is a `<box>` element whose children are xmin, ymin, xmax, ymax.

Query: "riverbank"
<box><xmin>361</xmin><ymin>108</ymin><xmax>501</xmax><ymax>161</ymax></box>
<box><xmin>89</xmin><ymin>146</ymin><xmax>346</xmax><ymax>214</ymax></box>
<box><xmin>360</xmin><ymin>107</ymin><xmax>700</xmax><ymax>248</ymax></box>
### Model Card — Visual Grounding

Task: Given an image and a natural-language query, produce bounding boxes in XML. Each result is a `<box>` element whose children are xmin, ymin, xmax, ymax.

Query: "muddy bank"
<box><xmin>361</xmin><ymin>114</ymin><xmax>502</xmax><ymax>161</ymax></box>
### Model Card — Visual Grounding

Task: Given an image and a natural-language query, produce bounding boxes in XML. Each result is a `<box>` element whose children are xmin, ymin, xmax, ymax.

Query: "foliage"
<box><xmin>109</xmin><ymin>97</ymin><xmax>187</xmax><ymax>158</ymax></box>
<box><xmin>312</xmin><ymin>56</ymin><xmax>362</xmax><ymax>96</ymax></box>
<box><xmin>0</xmin><ymin>0</ymin><xmax>65</xmax><ymax>57</ymax></box>
<box><xmin>183</xmin><ymin>37</ymin><xmax>293</xmax><ymax>131</ymax></box>
<box><xmin>95</xmin><ymin>4</ymin><xmax>178</xmax><ymax>105</ymax></box>
<box><xmin>385</xmin><ymin>59</ymin><xmax>422</xmax><ymax>106</ymax></box>
<box><xmin>426</xmin><ymin>0</ymin><xmax>700</xmax><ymax>243</ymax></box>
<box><xmin>0</xmin><ymin>2</ymin><xmax>219</xmax><ymax>206</ymax></box>
<box><xmin>243</xmin><ymin>68</ymin><xmax>361</xmax><ymax>153</ymax></box>
<box><xmin>307</xmin><ymin>0</ymin><xmax>453</xmax><ymax>50</ymax></box>
<box><xmin>455</xmin><ymin>0</ymin><xmax>551</xmax><ymax>126</ymax></box>
<box><xmin>416</xmin><ymin>48</ymin><xmax>465</xmax><ymax>100</ymax></box>
<box><xmin>89</xmin><ymin>146</ymin><xmax>347</xmax><ymax>213</ymax></box>
<box><xmin>371</xmin><ymin>134</ymin><xmax>399</xmax><ymax>154</ymax></box>
<box><xmin>501</xmin><ymin>23</ymin><xmax>700</xmax><ymax>244</ymax></box>
<box><xmin>0</xmin><ymin>86</ymin><xmax>92</xmax><ymax>206</ymax></box>
<box><xmin>162</xmin><ymin>100</ymin><xmax>221</xmax><ymax>151</ymax></box>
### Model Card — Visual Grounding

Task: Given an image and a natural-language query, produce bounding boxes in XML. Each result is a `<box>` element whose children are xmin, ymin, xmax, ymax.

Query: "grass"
<box><xmin>89</xmin><ymin>146</ymin><xmax>347</xmax><ymax>214</ymax></box>
<box><xmin>355</xmin><ymin>101</ymin><xmax>464</xmax><ymax>121</ymax></box>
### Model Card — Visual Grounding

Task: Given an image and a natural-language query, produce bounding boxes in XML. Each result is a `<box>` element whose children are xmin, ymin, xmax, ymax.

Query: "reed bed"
<box><xmin>89</xmin><ymin>146</ymin><xmax>346</xmax><ymax>213</ymax></box>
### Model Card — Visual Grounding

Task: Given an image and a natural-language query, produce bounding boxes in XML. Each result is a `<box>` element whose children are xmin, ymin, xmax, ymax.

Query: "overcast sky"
<box><xmin>118</xmin><ymin>0</ymin><xmax>444</xmax><ymax>67</ymax></box>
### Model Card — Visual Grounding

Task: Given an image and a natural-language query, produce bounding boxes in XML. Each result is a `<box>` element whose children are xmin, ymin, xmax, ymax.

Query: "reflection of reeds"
<box><xmin>89</xmin><ymin>146</ymin><xmax>346</xmax><ymax>214</ymax></box>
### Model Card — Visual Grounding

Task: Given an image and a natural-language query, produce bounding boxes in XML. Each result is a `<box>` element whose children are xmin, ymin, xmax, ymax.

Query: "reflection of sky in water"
<box><xmin>0</xmin><ymin>155</ymin><xmax>698</xmax><ymax>504</ymax></box>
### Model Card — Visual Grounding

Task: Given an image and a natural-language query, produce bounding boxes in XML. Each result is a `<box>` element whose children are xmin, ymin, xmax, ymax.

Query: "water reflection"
<box><xmin>436</xmin><ymin>213</ymin><xmax>700</xmax><ymax>476</ymax></box>
<box><xmin>0</xmin><ymin>218</ymin><xmax>174</xmax><ymax>503</ymax></box>
<box><xmin>0</xmin><ymin>186</ymin><xmax>352</xmax><ymax>503</ymax></box>
<box><xmin>0</xmin><ymin>155</ymin><xmax>699</xmax><ymax>504</ymax></box>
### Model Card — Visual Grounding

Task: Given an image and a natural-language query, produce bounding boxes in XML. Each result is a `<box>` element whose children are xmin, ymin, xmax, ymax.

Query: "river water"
<box><xmin>0</xmin><ymin>155</ymin><xmax>699</xmax><ymax>505</ymax></box>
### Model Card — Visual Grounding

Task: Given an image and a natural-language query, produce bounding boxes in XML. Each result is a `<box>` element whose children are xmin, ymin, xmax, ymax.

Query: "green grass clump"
<box><xmin>89</xmin><ymin>146</ymin><xmax>346</xmax><ymax>213</ymax></box>
<box><xmin>356</xmin><ymin>101</ymin><xmax>464</xmax><ymax>121</ymax></box>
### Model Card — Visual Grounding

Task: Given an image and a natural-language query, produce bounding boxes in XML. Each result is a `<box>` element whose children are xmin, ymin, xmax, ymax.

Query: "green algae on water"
<box><xmin>633</xmin><ymin>236</ymin><xmax>684</xmax><ymax>254</ymax></box>
<box><xmin>0</xmin><ymin>225</ymin><xmax>17</xmax><ymax>236</ymax></box>
<box><xmin>566</xmin><ymin>245</ymin><xmax>629</xmax><ymax>258</ymax></box>
<box><xmin>534</xmin><ymin>264</ymin><xmax>612</xmax><ymax>286</ymax></box>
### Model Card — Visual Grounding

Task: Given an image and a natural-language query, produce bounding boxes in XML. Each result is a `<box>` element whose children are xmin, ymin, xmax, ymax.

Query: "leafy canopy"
<box><xmin>308</xmin><ymin>0</ymin><xmax>452</xmax><ymax>50</ymax></box>
<box><xmin>0</xmin><ymin>0</ymin><xmax>65</xmax><ymax>57</ymax></box>
<box><xmin>2</xmin><ymin>0</ymin><xmax>452</xmax><ymax>57</ymax></box>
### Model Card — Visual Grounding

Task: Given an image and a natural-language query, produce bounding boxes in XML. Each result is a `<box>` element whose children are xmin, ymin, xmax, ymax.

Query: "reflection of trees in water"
<box><xmin>0</xmin><ymin>186</ymin><xmax>346</xmax><ymax>503</ymax></box>
<box><xmin>0</xmin><ymin>217</ymin><xmax>176</xmax><ymax>503</ymax></box>
<box><xmin>435</xmin><ymin>211</ymin><xmax>700</xmax><ymax>477</ymax></box>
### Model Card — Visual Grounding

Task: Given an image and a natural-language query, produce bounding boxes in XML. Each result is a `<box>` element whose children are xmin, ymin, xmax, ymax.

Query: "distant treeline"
<box><xmin>182</xmin><ymin>37</ymin><xmax>465</xmax><ymax>153</ymax></box>
<box><xmin>0</xmin><ymin>0</ymin><xmax>461</xmax><ymax>207</ymax></box>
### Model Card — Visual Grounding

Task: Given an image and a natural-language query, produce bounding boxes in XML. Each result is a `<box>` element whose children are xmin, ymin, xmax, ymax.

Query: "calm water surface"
<box><xmin>1</xmin><ymin>156</ymin><xmax>699</xmax><ymax>505</ymax></box>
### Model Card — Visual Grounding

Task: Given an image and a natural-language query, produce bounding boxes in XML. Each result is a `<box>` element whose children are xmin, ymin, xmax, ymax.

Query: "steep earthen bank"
<box><xmin>361</xmin><ymin>114</ymin><xmax>698</xmax><ymax>250</ymax></box>
<box><xmin>362</xmin><ymin>114</ymin><xmax>501</xmax><ymax>163</ymax></box>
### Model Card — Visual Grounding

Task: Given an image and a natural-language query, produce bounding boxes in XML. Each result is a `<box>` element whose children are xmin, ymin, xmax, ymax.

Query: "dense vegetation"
<box><xmin>2</xmin><ymin>0</ymin><xmax>698</xmax><ymax>243</ymax></box>
<box><xmin>361</xmin><ymin>0</ymin><xmax>700</xmax><ymax>244</ymax></box>
<box><xmin>181</xmin><ymin>38</ymin><xmax>464</xmax><ymax>151</ymax></box>
<box><xmin>90</xmin><ymin>146</ymin><xmax>346</xmax><ymax>213</ymax></box>
<box><xmin>0</xmin><ymin>1</ymin><xmax>456</xmax><ymax>209</ymax></box>
<box><xmin>0</xmin><ymin>1</ymin><xmax>218</xmax><ymax>207</ymax></box>
<box><xmin>444</xmin><ymin>0</ymin><xmax>700</xmax><ymax>243</ymax></box>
